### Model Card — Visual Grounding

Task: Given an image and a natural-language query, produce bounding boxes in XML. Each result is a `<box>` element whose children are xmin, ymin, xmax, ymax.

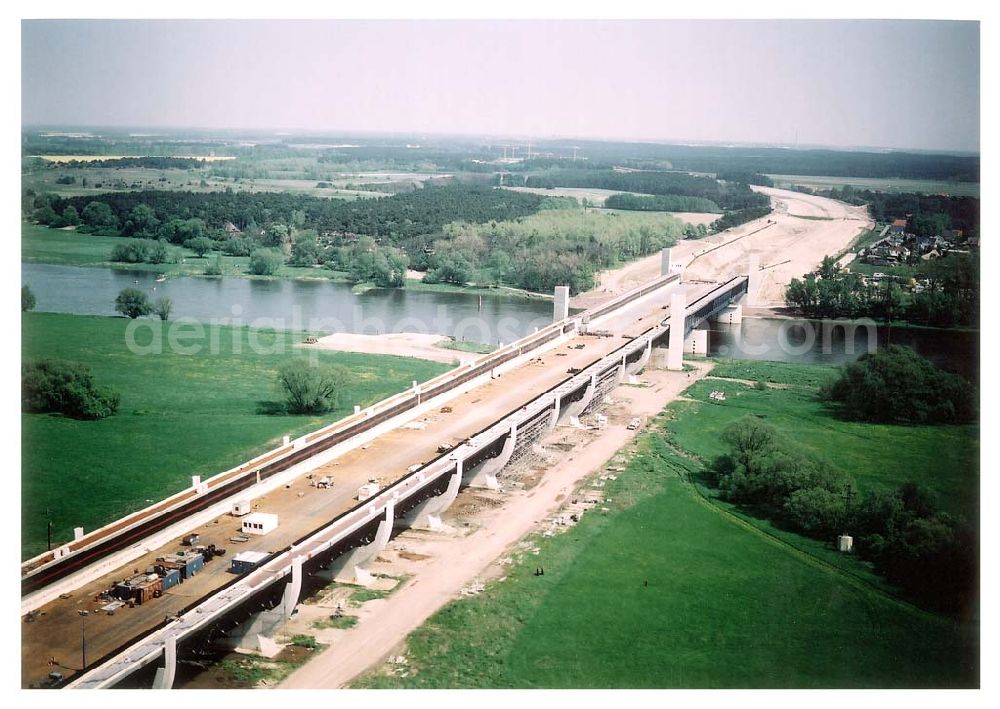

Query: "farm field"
<box><xmin>353</xmin><ymin>360</ymin><xmax>978</xmax><ymax>689</ymax></box>
<box><xmin>20</xmin><ymin>312</ymin><xmax>449</xmax><ymax>559</ymax></box>
<box><xmin>767</xmin><ymin>174</ymin><xmax>980</xmax><ymax>198</ymax></box>
<box><xmin>22</xmin><ymin>166</ymin><xmax>370</xmax><ymax>199</ymax></box>
<box><xmin>28</xmin><ymin>155</ymin><xmax>238</xmax><ymax>162</ymax></box>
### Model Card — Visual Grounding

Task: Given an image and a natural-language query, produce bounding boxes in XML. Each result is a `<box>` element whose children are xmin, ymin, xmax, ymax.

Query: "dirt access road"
<box><xmin>571</xmin><ymin>187</ymin><xmax>871</xmax><ymax>310</ymax></box>
<box><xmin>280</xmin><ymin>362</ymin><xmax>713</xmax><ymax>689</ymax></box>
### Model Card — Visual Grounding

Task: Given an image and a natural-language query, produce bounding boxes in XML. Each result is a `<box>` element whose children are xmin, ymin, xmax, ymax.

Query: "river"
<box><xmin>21</xmin><ymin>263</ymin><xmax>555</xmax><ymax>344</ymax></box>
<box><xmin>22</xmin><ymin>263</ymin><xmax>978</xmax><ymax>375</ymax></box>
<box><xmin>707</xmin><ymin>317</ymin><xmax>978</xmax><ymax>378</ymax></box>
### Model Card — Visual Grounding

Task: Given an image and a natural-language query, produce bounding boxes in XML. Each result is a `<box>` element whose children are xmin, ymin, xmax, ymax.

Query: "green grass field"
<box><xmin>20</xmin><ymin>312</ymin><xmax>449</xmax><ymax>559</ymax></box>
<box><xmin>767</xmin><ymin>174</ymin><xmax>980</xmax><ymax>198</ymax></box>
<box><xmin>22</xmin><ymin>223</ymin><xmax>350</xmax><ymax>281</ymax></box>
<box><xmin>680</xmin><ymin>363</ymin><xmax>978</xmax><ymax>521</ymax></box>
<box><xmin>353</xmin><ymin>360</ymin><xmax>978</xmax><ymax>689</ymax></box>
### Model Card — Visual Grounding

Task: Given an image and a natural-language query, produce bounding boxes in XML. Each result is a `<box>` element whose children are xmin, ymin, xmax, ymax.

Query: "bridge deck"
<box><xmin>23</xmin><ymin>282</ymin><xmax>709</xmax><ymax>688</ymax></box>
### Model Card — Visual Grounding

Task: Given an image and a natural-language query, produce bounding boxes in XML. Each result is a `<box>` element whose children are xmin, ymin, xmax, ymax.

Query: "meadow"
<box><xmin>20</xmin><ymin>312</ymin><xmax>449</xmax><ymax>559</ymax></box>
<box><xmin>21</xmin><ymin>223</ymin><xmax>349</xmax><ymax>280</ymax></box>
<box><xmin>353</xmin><ymin>360</ymin><xmax>978</xmax><ymax>689</ymax></box>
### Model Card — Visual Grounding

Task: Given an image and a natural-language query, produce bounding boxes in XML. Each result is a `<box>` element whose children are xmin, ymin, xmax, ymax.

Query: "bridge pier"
<box><xmin>660</xmin><ymin>247</ymin><xmax>672</xmax><ymax>276</ymax></box>
<box><xmin>667</xmin><ymin>292</ymin><xmax>686</xmax><ymax>370</ymax></box>
<box><xmin>399</xmin><ymin>462</ymin><xmax>463</xmax><ymax>531</ymax></box>
<box><xmin>328</xmin><ymin>501</ymin><xmax>395</xmax><ymax>586</ymax></box>
<box><xmin>151</xmin><ymin>633</ymin><xmax>176</xmax><ymax>690</ymax></box>
<box><xmin>713</xmin><ymin>303</ymin><xmax>743</xmax><ymax>324</ymax></box>
<box><xmin>467</xmin><ymin>425</ymin><xmax>517</xmax><ymax>490</ymax></box>
<box><xmin>282</xmin><ymin>555</ymin><xmax>304</xmax><ymax>618</ymax></box>
<box><xmin>684</xmin><ymin>329</ymin><xmax>708</xmax><ymax>355</ymax></box>
<box><xmin>553</xmin><ymin>285</ymin><xmax>570</xmax><ymax>321</ymax></box>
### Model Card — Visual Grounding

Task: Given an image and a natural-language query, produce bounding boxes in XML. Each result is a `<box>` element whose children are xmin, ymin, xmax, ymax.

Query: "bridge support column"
<box><xmin>660</xmin><ymin>247</ymin><xmax>672</xmax><ymax>276</ymax></box>
<box><xmin>553</xmin><ymin>285</ymin><xmax>570</xmax><ymax>322</ymax></box>
<box><xmin>400</xmin><ymin>462</ymin><xmax>463</xmax><ymax>531</ymax></box>
<box><xmin>282</xmin><ymin>555</ymin><xmax>304</xmax><ymax>618</ymax></box>
<box><xmin>549</xmin><ymin>398</ymin><xmax>560</xmax><ymax>429</ymax></box>
<box><xmin>558</xmin><ymin>374</ymin><xmax>597</xmax><ymax>425</ymax></box>
<box><xmin>713</xmin><ymin>303</ymin><xmax>743</xmax><ymax>324</ymax></box>
<box><xmin>468</xmin><ymin>425</ymin><xmax>517</xmax><ymax>490</ymax></box>
<box><xmin>667</xmin><ymin>292</ymin><xmax>686</xmax><ymax>371</ymax></box>
<box><xmin>152</xmin><ymin>634</ymin><xmax>176</xmax><ymax>690</ymax></box>
<box><xmin>684</xmin><ymin>329</ymin><xmax>708</xmax><ymax>355</ymax></box>
<box><xmin>329</xmin><ymin>501</ymin><xmax>395</xmax><ymax>586</ymax></box>
<box><xmin>624</xmin><ymin>338</ymin><xmax>653</xmax><ymax>378</ymax></box>
<box><xmin>748</xmin><ymin>254</ymin><xmax>761</xmax><ymax>307</ymax></box>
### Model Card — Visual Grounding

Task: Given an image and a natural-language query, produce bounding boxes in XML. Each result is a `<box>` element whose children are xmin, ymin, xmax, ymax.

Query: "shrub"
<box><xmin>22</xmin><ymin>359</ymin><xmax>120</xmax><ymax>420</ymax></box>
<box><xmin>249</xmin><ymin>248</ymin><xmax>285</xmax><ymax>276</ymax></box>
<box><xmin>276</xmin><ymin>360</ymin><xmax>348</xmax><ymax>414</ymax></box>
<box><xmin>222</xmin><ymin>237</ymin><xmax>255</xmax><ymax>257</ymax></box>
<box><xmin>204</xmin><ymin>254</ymin><xmax>224</xmax><ymax>276</ymax></box>
<box><xmin>184</xmin><ymin>236</ymin><xmax>215</xmax><ymax>257</ymax></box>
<box><xmin>153</xmin><ymin>297</ymin><xmax>173</xmax><ymax>321</ymax></box>
<box><xmin>22</xmin><ymin>285</ymin><xmax>36</xmax><ymax>312</ymax></box>
<box><xmin>115</xmin><ymin>288</ymin><xmax>151</xmax><ymax>319</ymax></box>
<box><xmin>822</xmin><ymin>345</ymin><xmax>976</xmax><ymax>424</ymax></box>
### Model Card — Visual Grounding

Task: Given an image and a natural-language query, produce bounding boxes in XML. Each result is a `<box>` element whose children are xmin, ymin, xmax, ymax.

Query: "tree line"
<box><xmin>604</xmin><ymin>192</ymin><xmax>721</xmax><ymax>213</ymax></box>
<box><xmin>28</xmin><ymin>184</ymin><xmax>545</xmax><ymax>241</ymax></box>
<box><xmin>522</xmin><ymin>168</ymin><xmax>769</xmax><ymax>211</ymax></box>
<box><xmin>786</xmin><ymin>254</ymin><xmax>979</xmax><ymax>328</ymax></box>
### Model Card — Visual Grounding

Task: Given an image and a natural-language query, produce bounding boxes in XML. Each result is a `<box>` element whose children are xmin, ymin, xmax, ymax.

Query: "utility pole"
<box><xmin>79</xmin><ymin>610</ymin><xmax>89</xmax><ymax>669</ymax></box>
<box><xmin>841</xmin><ymin>485</ymin><xmax>855</xmax><ymax>535</ymax></box>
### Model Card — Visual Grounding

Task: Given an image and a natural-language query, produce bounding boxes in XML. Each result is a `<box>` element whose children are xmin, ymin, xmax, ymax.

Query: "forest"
<box><xmin>422</xmin><ymin>210</ymin><xmax>686</xmax><ymax>293</ymax></box>
<box><xmin>31</xmin><ymin>184</ymin><xmax>546</xmax><ymax>240</ymax></box>
<box><xmin>790</xmin><ymin>185</ymin><xmax>980</xmax><ymax>235</ymax></box>
<box><xmin>522</xmin><ymin>169</ymin><xmax>770</xmax><ymax>211</ymax></box>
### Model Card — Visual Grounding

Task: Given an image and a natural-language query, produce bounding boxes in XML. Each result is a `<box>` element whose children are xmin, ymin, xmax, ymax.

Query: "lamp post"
<box><xmin>78</xmin><ymin>610</ymin><xmax>89</xmax><ymax>669</ymax></box>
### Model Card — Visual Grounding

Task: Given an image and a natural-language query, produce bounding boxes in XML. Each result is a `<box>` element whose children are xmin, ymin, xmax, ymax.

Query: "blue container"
<box><xmin>183</xmin><ymin>554</ymin><xmax>204</xmax><ymax>579</ymax></box>
<box><xmin>159</xmin><ymin>568</ymin><xmax>182</xmax><ymax>591</ymax></box>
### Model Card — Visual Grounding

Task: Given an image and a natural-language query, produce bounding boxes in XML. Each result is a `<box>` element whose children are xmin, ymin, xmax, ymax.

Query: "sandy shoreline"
<box><xmin>301</xmin><ymin>331</ymin><xmax>466</xmax><ymax>364</ymax></box>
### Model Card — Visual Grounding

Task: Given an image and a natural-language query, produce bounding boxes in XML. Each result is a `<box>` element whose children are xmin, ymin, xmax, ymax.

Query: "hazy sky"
<box><xmin>21</xmin><ymin>19</ymin><xmax>980</xmax><ymax>152</ymax></box>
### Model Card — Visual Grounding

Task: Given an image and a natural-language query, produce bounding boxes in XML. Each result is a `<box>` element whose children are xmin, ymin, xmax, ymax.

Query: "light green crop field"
<box><xmin>353</xmin><ymin>361</ymin><xmax>978</xmax><ymax>689</ymax></box>
<box><xmin>767</xmin><ymin>174</ymin><xmax>980</xmax><ymax>198</ymax></box>
<box><xmin>20</xmin><ymin>312</ymin><xmax>450</xmax><ymax>559</ymax></box>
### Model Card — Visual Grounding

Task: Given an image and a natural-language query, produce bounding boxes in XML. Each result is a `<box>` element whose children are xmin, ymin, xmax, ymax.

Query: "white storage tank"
<box><xmin>242</xmin><ymin>512</ymin><xmax>278</xmax><ymax>536</ymax></box>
